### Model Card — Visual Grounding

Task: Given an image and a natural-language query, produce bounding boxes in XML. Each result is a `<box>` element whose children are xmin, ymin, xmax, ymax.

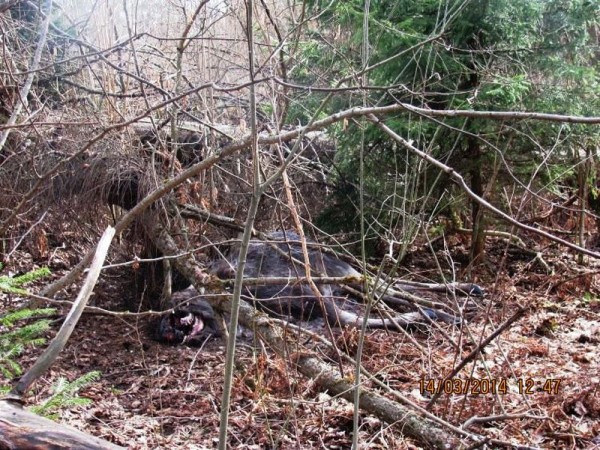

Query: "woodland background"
<box><xmin>0</xmin><ymin>0</ymin><xmax>599</xmax><ymax>448</ymax></box>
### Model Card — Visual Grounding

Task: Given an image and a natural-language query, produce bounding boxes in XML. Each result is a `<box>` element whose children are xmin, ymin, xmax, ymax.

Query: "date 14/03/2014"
<box><xmin>419</xmin><ymin>377</ymin><xmax>562</xmax><ymax>396</ymax></box>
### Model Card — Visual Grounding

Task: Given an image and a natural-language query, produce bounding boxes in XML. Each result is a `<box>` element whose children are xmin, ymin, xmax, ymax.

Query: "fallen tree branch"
<box><xmin>12</xmin><ymin>226</ymin><xmax>116</xmax><ymax>396</ymax></box>
<box><xmin>426</xmin><ymin>306</ymin><xmax>528</xmax><ymax>408</ymax></box>
<box><xmin>0</xmin><ymin>226</ymin><xmax>122</xmax><ymax>450</ymax></box>
<box><xmin>25</xmin><ymin>291</ymin><xmax>184</xmax><ymax>318</ymax></box>
<box><xmin>295</xmin><ymin>353</ymin><xmax>460</xmax><ymax>448</ymax></box>
<box><xmin>521</xmin><ymin>194</ymin><xmax>578</xmax><ymax>224</ymax></box>
<box><xmin>454</xmin><ymin>227</ymin><xmax>527</xmax><ymax>248</ymax></box>
<box><xmin>178</xmin><ymin>202</ymin><xmax>247</xmax><ymax>232</ymax></box>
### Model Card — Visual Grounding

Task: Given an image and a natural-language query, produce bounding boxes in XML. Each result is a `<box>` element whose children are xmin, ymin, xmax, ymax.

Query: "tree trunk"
<box><xmin>577</xmin><ymin>146</ymin><xmax>592</xmax><ymax>264</ymax></box>
<box><xmin>468</xmin><ymin>135</ymin><xmax>485</xmax><ymax>263</ymax></box>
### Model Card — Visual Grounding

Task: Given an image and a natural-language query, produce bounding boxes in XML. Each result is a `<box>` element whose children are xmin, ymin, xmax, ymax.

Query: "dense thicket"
<box><xmin>300</xmin><ymin>0</ymin><xmax>599</xmax><ymax>260</ymax></box>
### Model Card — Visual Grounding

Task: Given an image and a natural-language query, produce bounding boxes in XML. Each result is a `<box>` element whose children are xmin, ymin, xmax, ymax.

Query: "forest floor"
<box><xmin>5</xmin><ymin>232</ymin><xmax>600</xmax><ymax>449</ymax></box>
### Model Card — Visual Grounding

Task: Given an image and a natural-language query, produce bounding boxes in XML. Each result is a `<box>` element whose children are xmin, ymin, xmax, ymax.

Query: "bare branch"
<box><xmin>0</xmin><ymin>0</ymin><xmax>53</xmax><ymax>153</ymax></box>
<box><xmin>399</xmin><ymin>102</ymin><xmax>600</xmax><ymax>124</ymax></box>
<box><xmin>371</xmin><ymin>114</ymin><xmax>600</xmax><ymax>259</ymax></box>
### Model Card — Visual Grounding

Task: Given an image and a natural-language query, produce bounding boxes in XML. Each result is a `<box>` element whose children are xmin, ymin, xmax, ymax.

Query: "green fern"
<box><xmin>0</xmin><ymin>266</ymin><xmax>51</xmax><ymax>295</ymax></box>
<box><xmin>31</xmin><ymin>371</ymin><xmax>102</xmax><ymax>419</ymax></box>
<box><xmin>0</xmin><ymin>308</ymin><xmax>55</xmax><ymax>378</ymax></box>
<box><xmin>0</xmin><ymin>266</ymin><xmax>54</xmax><ymax>377</ymax></box>
<box><xmin>0</xmin><ymin>267</ymin><xmax>101</xmax><ymax>417</ymax></box>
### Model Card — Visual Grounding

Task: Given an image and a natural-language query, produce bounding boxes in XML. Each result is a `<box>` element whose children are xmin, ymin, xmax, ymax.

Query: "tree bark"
<box><xmin>295</xmin><ymin>355</ymin><xmax>459</xmax><ymax>449</ymax></box>
<box><xmin>468</xmin><ymin>135</ymin><xmax>485</xmax><ymax>263</ymax></box>
<box><xmin>0</xmin><ymin>398</ymin><xmax>124</xmax><ymax>450</ymax></box>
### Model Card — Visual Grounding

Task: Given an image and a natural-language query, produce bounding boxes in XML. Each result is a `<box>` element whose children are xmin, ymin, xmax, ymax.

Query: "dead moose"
<box><xmin>157</xmin><ymin>231</ymin><xmax>482</xmax><ymax>344</ymax></box>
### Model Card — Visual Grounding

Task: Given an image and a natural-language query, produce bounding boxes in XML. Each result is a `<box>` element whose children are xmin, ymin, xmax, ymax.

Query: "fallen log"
<box><xmin>0</xmin><ymin>397</ymin><xmax>124</xmax><ymax>450</ymax></box>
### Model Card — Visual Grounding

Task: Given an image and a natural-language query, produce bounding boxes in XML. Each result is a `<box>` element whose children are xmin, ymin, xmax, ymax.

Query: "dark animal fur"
<box><xmin>156</xmin><ymin>231</ymin><xmax>482</xmax><ymax>344</ymax></box>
